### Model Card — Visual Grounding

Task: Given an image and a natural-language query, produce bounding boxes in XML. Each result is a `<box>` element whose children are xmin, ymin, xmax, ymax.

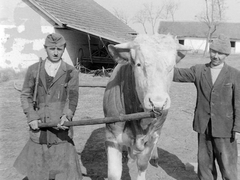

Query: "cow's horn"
<box><xmin>114</xmin><ymin>42</ymin><xmax>136</xmax><ymax>49</ymax></box>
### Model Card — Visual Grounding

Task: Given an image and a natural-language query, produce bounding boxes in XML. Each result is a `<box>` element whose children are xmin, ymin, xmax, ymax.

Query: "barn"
<box><xmin>158</xmin><ymin>21</ymin><xmax>240</xmax><ymax>54</ymax></box>
<box><xmin>23</xmin><ymin>0</ymin><xmax>137</xmax><ymax>70</ymax></box>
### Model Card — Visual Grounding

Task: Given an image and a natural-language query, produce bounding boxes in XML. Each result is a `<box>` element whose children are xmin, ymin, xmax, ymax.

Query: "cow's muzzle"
<box><xmin>149</xmin><ymin>98</ymin><xmax>168</xmax><ymax>117</ymax></box>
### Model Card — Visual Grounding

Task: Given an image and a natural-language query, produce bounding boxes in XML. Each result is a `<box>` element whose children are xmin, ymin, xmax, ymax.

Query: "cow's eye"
<box><xmin>136</xmin><ymin>63</ymin><xmax>141</xmax><ymax>67</ymax></box>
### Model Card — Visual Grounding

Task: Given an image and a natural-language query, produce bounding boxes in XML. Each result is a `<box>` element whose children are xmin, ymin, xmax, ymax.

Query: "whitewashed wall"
<box><xmin>1</xmin><ymin>25</ymin><xmax>52</xmax><ymax>72</ymax></box>
<box><xmin>0</xmin><ymin>2</ymin><xmax>75</xmax><ymax>72</ymax></box>
<box><xmin>235</xmin><ymin>42</ymin><xmax>240</xmax><ymax>54</ymax></box>
<box><xmin>183</xmin><ymin>38</ymin><xmax>207</xmax><ymax>54</ymax></box>
<box><xmin>0</xmin><ymin>25</ymin><xmax>78</xmax><ymax>72</ymax></box>
<box><xmin>183</xmin><ymin>38</ymin><xmax>240</xmax><ymax>54</ymax></box>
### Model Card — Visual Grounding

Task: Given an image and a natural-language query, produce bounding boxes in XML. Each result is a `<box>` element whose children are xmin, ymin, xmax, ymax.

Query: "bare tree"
<box><xmin>112</xmin><ymin>8</ymin><xmax>131</xmax><ymax>25</ymax></box>
<box><xmin>165</xmin><ymin>0</ymin><xmax>180</xmax><ymax>21</ymax></box>
<box><xmin>132</xmin><ymin>1</ymin><xmax>180</xmax><ymax>34</ymax></box>
<box><xmin>143</xmin><ymin>3</ymin><xmax>166</xmax><ymax>34</ymax></box>
<box><xmin>196</xmin><ymin>0</ymin><xmax>227</xmax><ymax>56</ymax></box>
<box><xmin>132</xmin><ymin>9</ymin><xmax>148</xmax><ymax>34</ymax></box>
<box><xmin>132</xmin><ymin>2</ymin><xmax>164</xmax><ymax>34</ymax></box>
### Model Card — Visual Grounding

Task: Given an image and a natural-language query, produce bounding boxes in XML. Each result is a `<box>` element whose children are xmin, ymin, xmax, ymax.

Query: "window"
<box><xmin>179</xmin><ymin>39</ymin><xmax>184</xmax><ymax>45</ymax></box>
<box><xmin>230</xmin><ymin>41</ymin><xmax>235</xmax><ymax>48</ymax></box>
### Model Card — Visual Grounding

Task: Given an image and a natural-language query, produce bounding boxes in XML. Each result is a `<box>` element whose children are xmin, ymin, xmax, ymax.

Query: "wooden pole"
<box><xmin>38</xmin><ymin>112</ymin><xmax>155</xmax><ymax>128</ymax></box>
<box><xmin>79</xmin><ymin>84</ymin><xmax>106</xmax><ymax>88</ymax></box>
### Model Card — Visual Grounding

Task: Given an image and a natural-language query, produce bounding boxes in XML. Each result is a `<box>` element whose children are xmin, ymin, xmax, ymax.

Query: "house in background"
<box><xmin>158</xmin><ymin>21</ymin><xmax>240</xmax><ymax>54</ymax></box>
<box><xmin>23</xmin><ymin>0</ymin><xmax>137</xmax><ymax>70</ymax></box>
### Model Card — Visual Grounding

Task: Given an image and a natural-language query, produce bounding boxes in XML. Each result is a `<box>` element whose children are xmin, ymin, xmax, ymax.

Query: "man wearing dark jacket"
<box><xmin>14</xmin><ymin>33</ymin><xmax>82</xmax><ymax>180</ymax></box>
<box><xmin>173</xmin><ymin>34</ymin><xmax>240</xmax><ymax>180</ymax></box>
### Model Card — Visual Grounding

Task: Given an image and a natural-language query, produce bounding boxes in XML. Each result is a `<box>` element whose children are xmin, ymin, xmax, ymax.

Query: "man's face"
<box><xmin>209</xmin><ymin>49</ymin><xmax>228</xmax><ymax>67</ymax></box>
<box><xmin>45</xmin><ymin>45</ymin><xmax>65</xmax><ymax>62</ymax></box>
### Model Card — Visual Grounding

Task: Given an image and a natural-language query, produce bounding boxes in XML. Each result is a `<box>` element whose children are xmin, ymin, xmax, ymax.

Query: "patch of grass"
<box><xmin>0</xmin><ymin>68</ymin><xmax>26</xmax><ymax>83</ymax></box>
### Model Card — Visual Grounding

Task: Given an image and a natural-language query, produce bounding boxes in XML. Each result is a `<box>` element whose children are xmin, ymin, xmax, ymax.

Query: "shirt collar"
<box><xmin>45</xmin><ymin>58</ymin><xmax>62</xmax><ymax>77</ymax></box>
<box><xmin>210</xmin><ymin>63</ymin><xmax>224</xmax><ymax>69</ymax></box>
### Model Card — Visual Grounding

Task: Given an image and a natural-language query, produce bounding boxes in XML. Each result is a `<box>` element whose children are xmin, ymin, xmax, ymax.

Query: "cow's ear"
<box><xmin>108</xmin><ymin>44</ymin><xmax>131</xmax><ymax>63</ymax></box>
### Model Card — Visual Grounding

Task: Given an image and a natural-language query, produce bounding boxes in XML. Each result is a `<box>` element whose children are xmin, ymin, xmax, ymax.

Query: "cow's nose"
<box><xmin>149</xmin><ymin>99</ymin><xmax>163</xmax><ymax>115</ymax></box>
<box><xmin>152</xmin><ymin>107</ymin><xmax>162</xmax><ymax>113</ymax></box>
<box><xmin>147</xmin><ymin>97</ymin><xmax>168</xmax><ymax>111</ymax></box>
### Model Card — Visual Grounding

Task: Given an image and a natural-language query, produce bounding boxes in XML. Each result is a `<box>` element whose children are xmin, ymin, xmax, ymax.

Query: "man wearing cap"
<box><xmin>173</xmin><ymin>34</ymin><xmax>240</xmax><ymax>180</ymax></box>
<box><xmin>14</xmin><ymin>33</ymin><xmax>82</xmax><ymax>180</ymax></box>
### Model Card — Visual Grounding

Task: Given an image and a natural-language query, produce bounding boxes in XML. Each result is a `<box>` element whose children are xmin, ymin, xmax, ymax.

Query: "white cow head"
<box><xmin>108</xmin><ymin>34</ymin><xmax>188</xmax><ymax>113</ymax></box>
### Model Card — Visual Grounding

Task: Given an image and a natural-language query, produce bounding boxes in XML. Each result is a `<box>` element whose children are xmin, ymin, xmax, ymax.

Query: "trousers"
<box><xmin>197</xmin><ymin>133</ymin><xmax>238</xmax><ymax>180</ymax></box>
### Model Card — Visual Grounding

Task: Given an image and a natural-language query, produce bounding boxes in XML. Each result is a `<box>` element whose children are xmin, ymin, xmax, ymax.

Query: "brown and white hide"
<box><xmin>103</xmin><ymin>34</ymin><xmax>188</xmax><ymax>180</ymax></box>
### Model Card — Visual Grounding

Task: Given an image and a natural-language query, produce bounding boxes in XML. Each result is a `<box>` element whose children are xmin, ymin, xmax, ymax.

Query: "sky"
<box><xmin>0</xmin><ymin>0</ymin><xmax>240</xmax><ymax>34</ymax></box>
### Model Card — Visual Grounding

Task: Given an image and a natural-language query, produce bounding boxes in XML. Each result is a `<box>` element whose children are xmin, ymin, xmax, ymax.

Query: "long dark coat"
<box><xmin>173</xmin><ymin>63</ymin><xmax>240</xmax><ymax>137</ymax></box>
<box><xmin>20</xmin><ymin>59</ymin><xmax>79</xmax><ymax>144</ymax></box>
<box><xmin>14</xmin><ymin>60</ymin><xmax>82</xmax><ymax>180</ymax></box>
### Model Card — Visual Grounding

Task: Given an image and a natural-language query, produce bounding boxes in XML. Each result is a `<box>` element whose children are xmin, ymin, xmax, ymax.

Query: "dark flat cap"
<box><xmin>44</xmin><ymin>33</ymin><xmax>66</xmax><ymax>47</ymax></box>
<box><xmin>210</xmin><ymin>34</ymin><xmax>231</xmax><ymax>54</ymax></box>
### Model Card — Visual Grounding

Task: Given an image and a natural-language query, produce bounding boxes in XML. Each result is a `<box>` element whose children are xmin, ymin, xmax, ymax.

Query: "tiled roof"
<box><xmin>158</xmin><ymin>21</ymin><xmax>240</xmax><ymax>40</ymax></box>
<box><xmin>23</xmin><ymin>0</ymin><xmax>137</xmax><ymax>43</ymax></box>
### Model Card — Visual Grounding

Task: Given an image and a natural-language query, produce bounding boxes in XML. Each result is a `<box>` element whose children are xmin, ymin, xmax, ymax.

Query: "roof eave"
<box><xmin>66</xmin><ymin>24</ymin><xmax>132</xmax><ymax>44</ymax></box>
<box><xmin>23</xmin><ymin>0</ymin><xmax>64</xmax><ymax>27</ymax></box>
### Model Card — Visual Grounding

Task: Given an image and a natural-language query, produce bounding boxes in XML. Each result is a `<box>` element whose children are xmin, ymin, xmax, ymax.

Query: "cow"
<box><xmin>103</xmin><ymin>34</ymin><xmax>188</xmax><ymax>180</ymax></box>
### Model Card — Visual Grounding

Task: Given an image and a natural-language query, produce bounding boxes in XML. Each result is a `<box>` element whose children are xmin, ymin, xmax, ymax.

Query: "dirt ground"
<box><xmin>0</xmin><ymin>54</ymin><xmax>240</xmax><ymax>180</ymax></box>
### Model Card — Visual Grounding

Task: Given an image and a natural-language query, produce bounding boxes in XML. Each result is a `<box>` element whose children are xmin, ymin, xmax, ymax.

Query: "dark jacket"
<box><xmin>21</xmin><ymin>60</ymin><xmax>79</xmax><ymax>145</ymax></box>
<box><xmin>173</xmin><ymin>63</ymin><xmax>240</xmax><ymax>137</ymax></box>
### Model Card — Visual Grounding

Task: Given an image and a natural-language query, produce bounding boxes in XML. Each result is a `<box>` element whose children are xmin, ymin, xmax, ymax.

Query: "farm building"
<box><xmin>158</xmin><ymin>21</ymin><xmax>240</xmax><ymax>54</ymax></box>
<box><xmin>23</xmin><ymin>0</ymin><xmax>137</xmax><ymax>70</ymax></box>
<box><xmin>1</xmin><ymin>0</ymin><xmax>137</xmax><ymax>72</ymax></box>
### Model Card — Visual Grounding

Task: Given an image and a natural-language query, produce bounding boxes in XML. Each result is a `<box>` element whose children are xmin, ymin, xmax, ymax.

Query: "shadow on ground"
<box><xmin>154</xmin><ymin>148</ymin><xmax>198</xmax><ymax>180</ymax></box>
<box><xmin>80</xmin><ymin>127</ymin><xmax>131</xmax><ymax>180</ymax></box>
<box><xmin>80</xmin><ymin>127</ymin><xmax>198</xmax><ymax>180</ymax></box>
